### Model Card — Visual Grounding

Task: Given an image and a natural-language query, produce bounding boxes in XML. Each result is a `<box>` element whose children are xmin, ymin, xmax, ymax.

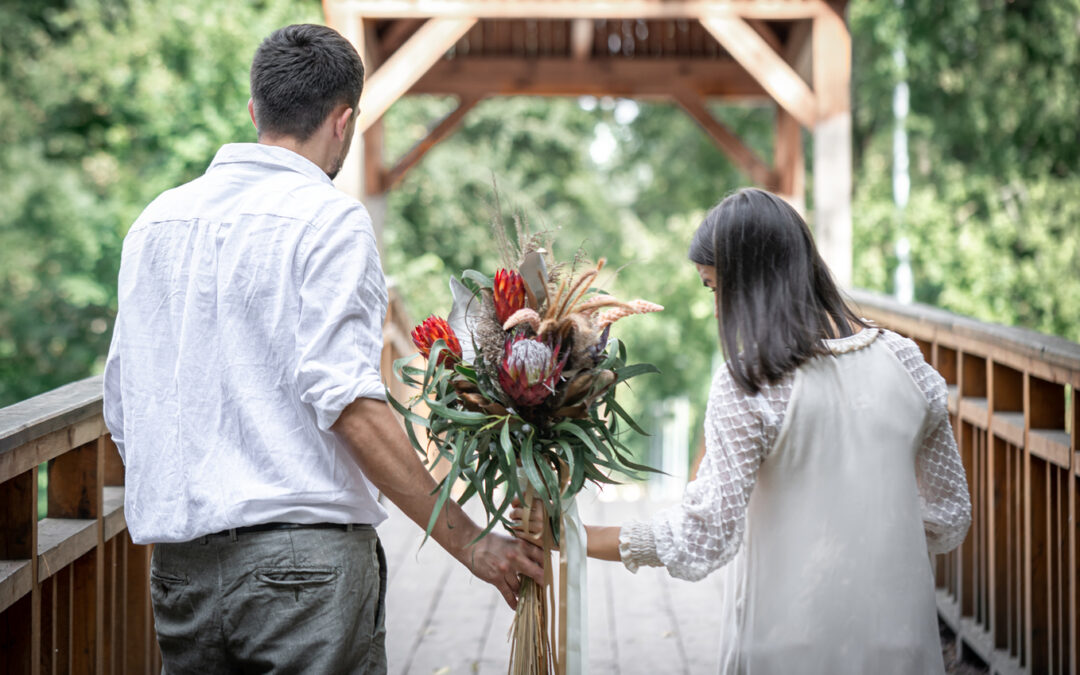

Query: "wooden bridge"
<box><xmin>1</xmin><ymin>289</ymin><xmax>1077</xmax><ymax>674</ymax></box>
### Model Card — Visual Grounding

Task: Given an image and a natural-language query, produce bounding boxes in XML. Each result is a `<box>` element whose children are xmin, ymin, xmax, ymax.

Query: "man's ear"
<box><xmin>248</xmin><ymin>99</ymin><xmax>257</xmax><ymax>129</ymax></box>
<box><xmin>334</xmin><ymin>106</ymin><xmax>355</xmax><ymax>140</ymax></box>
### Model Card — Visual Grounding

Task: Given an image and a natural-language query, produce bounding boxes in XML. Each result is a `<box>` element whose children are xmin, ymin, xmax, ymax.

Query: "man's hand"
<box><xmin>333</xmin><ymin>398</ymin><xmax>548</xmax><ymax>608</ymax></box>
<box><xmin>459</xmin><ymin>532</ymin><xmax>546</xmax><ymax>609</ymax></box>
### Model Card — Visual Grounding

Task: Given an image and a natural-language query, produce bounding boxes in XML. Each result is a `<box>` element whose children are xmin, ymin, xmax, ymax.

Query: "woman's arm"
<box><xmin>915</xmin><ymin>409</ymin><xmax>972</xmax><ymax>553</ymax></box>
<box><xmin>586</xmin><ymin>525</ymin><xmax>621</xmax><ymax>561</ymax></box>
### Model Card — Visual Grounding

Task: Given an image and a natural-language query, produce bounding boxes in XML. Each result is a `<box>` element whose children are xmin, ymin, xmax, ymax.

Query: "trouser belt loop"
<box><xmin>229</xmin><ymin>528</ymin><xmax>238</xmax><ymax>542</ymax></box>
<box><xmin>346</xmin><ymin>523</ymin><xmax>354</xmax><ymax>532</ymax></box>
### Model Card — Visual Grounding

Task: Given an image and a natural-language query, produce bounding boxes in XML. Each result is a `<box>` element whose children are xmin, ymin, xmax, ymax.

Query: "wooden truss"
<box><xmin>323</xmin><ymin>0</ymin><xmax>853</xmax><ymax>284</ymax></box>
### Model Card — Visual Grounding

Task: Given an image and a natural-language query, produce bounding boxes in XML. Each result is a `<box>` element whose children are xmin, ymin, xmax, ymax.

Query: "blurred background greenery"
<box><xmin>2</xmin><ymin>0</ymin><xmax>1078</xmax><ymax>469</ymax></box>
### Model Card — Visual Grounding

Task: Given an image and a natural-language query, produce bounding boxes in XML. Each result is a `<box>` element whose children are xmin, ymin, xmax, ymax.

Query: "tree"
<box><xmin>850</xmin><ymin>0</ymin><xmax>1080</xmax><ymax>340</ymax></box>
<box><xmin>0</xmin><ymin>0</ymin><xmax>322</xmax><ymax>406</ymax></box>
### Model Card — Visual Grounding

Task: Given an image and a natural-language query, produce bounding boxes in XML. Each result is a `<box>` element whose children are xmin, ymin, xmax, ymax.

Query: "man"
<box><xmin>103</xmin><ymin>23</ymin><xmax>543</xmax><ymax>674</ymax></box>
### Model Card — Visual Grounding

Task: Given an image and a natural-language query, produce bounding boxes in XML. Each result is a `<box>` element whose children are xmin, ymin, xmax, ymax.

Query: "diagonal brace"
<box><xmin>382</xmin><ymin>96</ymin><xmax>482</xmax><ymax>189</ymax></box>
<box><xmin>674</xmin><ymin>92</ymin><xmax>778</xmax><ymax>189</ymax></box>
<box><xmin>699</xmin><ymin>15</ymin><xmax>816</xmax><ymax>129</ymax></box>
<box><xmin>356</xmin><ymin>17</ymin><xmax>477</xmax><ymax>134</ymax></box>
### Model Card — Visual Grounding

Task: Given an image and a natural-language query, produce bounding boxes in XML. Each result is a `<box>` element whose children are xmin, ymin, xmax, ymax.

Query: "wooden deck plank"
<box><xmin>377</xmin><ymin>490</ymin><xmax>724</xmax><ymax>674</ymax></box>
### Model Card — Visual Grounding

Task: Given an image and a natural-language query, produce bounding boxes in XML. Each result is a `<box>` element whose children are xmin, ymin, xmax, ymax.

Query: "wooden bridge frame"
<box><xmin>322</xmin><ymin>0</ymin><xmax>856</xmax><ymax>285</ymax></box>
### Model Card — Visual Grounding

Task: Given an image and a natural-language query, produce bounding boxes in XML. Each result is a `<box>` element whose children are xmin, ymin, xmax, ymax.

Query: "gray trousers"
<box><xmin>150</xmin><ymin>525</ymin><xmax>387</xmax><ymax>675</ymax></box>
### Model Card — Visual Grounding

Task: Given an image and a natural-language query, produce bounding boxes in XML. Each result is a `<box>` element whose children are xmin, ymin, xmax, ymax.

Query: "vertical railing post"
<box><xmin>0</xmin><ymin>469</ymin><xmax>37</xmax><ymax>675</ymax></box>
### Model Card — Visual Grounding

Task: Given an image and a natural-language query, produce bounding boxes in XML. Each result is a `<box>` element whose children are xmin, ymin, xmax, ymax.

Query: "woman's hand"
<box><xmin>508</xmin><ymin>498</ymin><xmax>552</xmax><ymax>549</ymax></box>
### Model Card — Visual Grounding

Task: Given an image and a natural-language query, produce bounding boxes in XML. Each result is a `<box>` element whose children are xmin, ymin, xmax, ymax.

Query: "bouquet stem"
<box><xmin>508</xmin><ymin>486</ymin><xmax>555</xmax><ymax>675</ymax></box>
<box><xmin>508</xmin><ymin>576</ymin><xmax>553</xmax><ymax>675</ymax></box>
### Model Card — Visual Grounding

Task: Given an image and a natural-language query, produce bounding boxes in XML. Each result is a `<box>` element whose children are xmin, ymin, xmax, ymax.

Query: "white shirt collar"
<box><xmin>208</xmin><ymin>142</ymin><xmax>333</xmax><ymax>186</ymax></box>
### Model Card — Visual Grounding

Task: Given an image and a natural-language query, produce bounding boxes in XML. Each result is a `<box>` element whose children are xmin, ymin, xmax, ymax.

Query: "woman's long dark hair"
<box><xmin>689</xmin><ymin>188</ymin><xmax>867</xmax><ymax>395</ymax></box>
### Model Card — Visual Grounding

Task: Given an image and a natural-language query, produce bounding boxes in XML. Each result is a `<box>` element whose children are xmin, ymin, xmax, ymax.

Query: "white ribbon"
<box><xmin>560</xmin><ymin>497</ymin><xmax>589</xmax><ymax>675</ymax></box>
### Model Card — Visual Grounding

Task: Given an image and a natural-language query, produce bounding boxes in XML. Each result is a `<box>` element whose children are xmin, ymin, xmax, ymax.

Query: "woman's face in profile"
<box><xmin>694</xmin><ymin>263</ymin><xmax>719</xmax><ymax>319</ymax></box>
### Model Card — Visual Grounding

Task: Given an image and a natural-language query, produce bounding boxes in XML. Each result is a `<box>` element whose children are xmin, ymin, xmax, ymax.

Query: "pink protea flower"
<box><xmin>497</xmin><ymin>333</ymin><xmax>568</xmax><ymax>407</ymax></box>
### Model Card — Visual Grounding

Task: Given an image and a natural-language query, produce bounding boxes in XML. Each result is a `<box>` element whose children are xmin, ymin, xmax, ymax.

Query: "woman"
<box><xmin>519</xmin><ymin>188</ymin><xmax>972</xmax><ymax>674</ymax></box>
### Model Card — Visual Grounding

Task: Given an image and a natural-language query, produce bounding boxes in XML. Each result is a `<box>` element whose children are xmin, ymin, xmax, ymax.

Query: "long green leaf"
<box><xmin>386</xmin><ymin>393</ymin><xmax>431</xmax><ymax>430</ymax></box>
<box><xmin>613</xmin><ymin>362</ymin><xmax>661</xmax><ymax>384</ymax></box>
<box><xmin>520</xmin><ymin>436</ymin><xmax>549</xmax><ymax>503</ymax></box>
<box><xmin>605</xmin><ymin>396</ymin><xmax>650</xmax><ymax>436</ymax></box>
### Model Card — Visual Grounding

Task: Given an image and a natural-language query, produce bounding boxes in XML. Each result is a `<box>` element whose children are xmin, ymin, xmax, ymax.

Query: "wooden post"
<box><xmin>774</xmin><ymin>105</ymin><xmax>805</xmax><ymax>214</ymax></box>
<box><xmin>0</xmin><ymin>470</ymin><xmax>37</xmax><ymax>675</ymax></box>
<box><xmin>810</xmin><ymin>7</ymin><xmax>852</xmax><ymax>287</ymax></box>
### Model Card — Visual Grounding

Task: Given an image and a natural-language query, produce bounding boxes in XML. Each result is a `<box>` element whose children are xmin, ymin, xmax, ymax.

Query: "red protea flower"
<box><xmin>498</xmin><ymin>333</ymin><xmax>568</xmax><ymax>407</ymax></box>
<box><xmin>411</xmin><ymin>316</ymin><xmax>462</xmax><ymax>367</ymax></box>
<box><xmin>493</xmin><ymin>269</ymin><xmax>527</xmax><ymax>325</ymax></box>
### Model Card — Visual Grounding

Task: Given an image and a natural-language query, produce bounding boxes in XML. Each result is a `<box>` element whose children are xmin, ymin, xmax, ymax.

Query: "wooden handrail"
<box><xmin>2</xmin><ymin>288</ymin><xmax>1074</xmax><ymax>673</ymax></box>
<box><xmin>849</xmin><ymin>289</ymin><xmax>1078</xmax><ymax>675</ymax></box>
<box><xmin>849</xmin><ymin>289</ymin><xmax>1080</xmax><ymax>376</ymax></box>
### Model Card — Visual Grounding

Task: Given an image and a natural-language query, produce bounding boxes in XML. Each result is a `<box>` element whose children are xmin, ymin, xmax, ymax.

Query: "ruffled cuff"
<box><xmin>618</xmin><ymin>520</ymin><xmax>663</xmax><ymax>573</ymax></box>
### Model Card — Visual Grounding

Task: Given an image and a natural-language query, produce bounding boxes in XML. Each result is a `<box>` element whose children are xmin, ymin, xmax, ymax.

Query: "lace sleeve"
<box><xmin>878</xmin><ymin>330</ymin><xmax>972</xmax><ymax>554</ymax></box>
<box><xmin>620</xmin><ymin>366</ymin><xmax>792</xmax><ymax>581</ymax></box>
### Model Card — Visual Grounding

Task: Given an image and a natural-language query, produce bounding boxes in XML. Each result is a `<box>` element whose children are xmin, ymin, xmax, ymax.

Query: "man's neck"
<box><xmin>257</xmin><ymin>135</ymin><xmax>332</xmax><ymax>177</ymax></box>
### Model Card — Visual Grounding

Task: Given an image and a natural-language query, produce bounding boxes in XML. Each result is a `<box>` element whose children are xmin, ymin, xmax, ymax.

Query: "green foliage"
<box><xmin>0</xmin><ymin>0</ymin><xmax>321</xmax><ymax>406</ymax></box>
<box><xmin>851</xmin><ymin>0</ymin><xmax>1080</xmax><ymax>341</ymax></box>
<box><xmin>2</xmin><ymin>0</ymin><xmax>1077</xmax><ymax>472</ymax></box>
<box><xmin>390</xmin><ymin>333</ymin><xmax>658</xmax><ymax>544</ymax></box>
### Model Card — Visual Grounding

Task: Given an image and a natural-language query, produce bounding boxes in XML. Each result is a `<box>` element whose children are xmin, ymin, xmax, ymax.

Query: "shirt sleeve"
<box><xmin>620</xmin><ymin>368</ymin><xmax>792</xmax><ymax>581</ymax></box>
<box><xmin>294</xmin><ymin>205</ymin><xmax>389</xmax><ymax>432</ymax></box>
<box><xmin>102</xmin><ymin>320</ymin><xmax>125</xmax><ymax>461</ymax></box>
<box><xmin>878</xmin><ymin>330</ymin><xmax>972</xmax><ymax>554</ymax></box>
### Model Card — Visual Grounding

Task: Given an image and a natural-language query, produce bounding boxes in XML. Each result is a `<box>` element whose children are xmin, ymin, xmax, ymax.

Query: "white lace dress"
<box><xmin>619</xmin><ymin>328</ymin><xmax>972</xmax><ymax>675</ymax></box>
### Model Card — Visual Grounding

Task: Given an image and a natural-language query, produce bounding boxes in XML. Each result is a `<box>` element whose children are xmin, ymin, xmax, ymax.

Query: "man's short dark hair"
<box><xmin>250</xmin><ymin>24</ymin><xmax>364</xmax><ymax>141</ymax></box>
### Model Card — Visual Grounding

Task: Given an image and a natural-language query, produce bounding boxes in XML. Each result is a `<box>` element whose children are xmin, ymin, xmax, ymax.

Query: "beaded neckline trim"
<box><xmin>822</xmin><ymin>326</ymin><xmax>881</xmax><ymax>355</ymax></box>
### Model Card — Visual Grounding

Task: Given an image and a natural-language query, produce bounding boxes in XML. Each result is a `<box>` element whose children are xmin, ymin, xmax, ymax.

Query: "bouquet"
<box><xmin>390</xmin><ymin>222</ymin><xmax>661</xmax><ymax>675</ymax></box>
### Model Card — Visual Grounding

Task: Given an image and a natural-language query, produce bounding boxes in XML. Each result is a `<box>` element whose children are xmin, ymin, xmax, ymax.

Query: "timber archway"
<box><xmin>322</xmin><ymin>0</ymin><xmax>853</xmax><ymax>285</ymax></box>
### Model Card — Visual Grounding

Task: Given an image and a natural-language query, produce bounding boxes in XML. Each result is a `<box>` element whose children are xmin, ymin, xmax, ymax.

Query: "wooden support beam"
<box><xmin>812</xmin><ymin>7</ymin><xmax>850</xmax><ymax>119</ymax></box>
<box><xmin>356</xmin><ymin>17</ymin><xmax>478</xmax><ymax>134</ymax></box>
<box><xmin>326</xmin><ymin>12</ymin><xmax>367</xmax><ymax>201</ymax></box>
<box><xmin>810</xmin><ymin>7</ymin><xmax>852</xmax><ymax>286</ymax></box>
<box><xmin>699</xmin><ymin>15</ymin><xmax>817</xmax><ymax>129</ymax></box>
<box><xmin>746</xmin><ymin>19</ymin><xmax>783</xmax><ymax>54</ymax></box>
<box><xmin>409</xmin><ymin>57</ymin><xmax>767</xmax><ymax>99</ymax></box>
<box><xmin>331</xmin><ymin>1</ymin><xmax>831</xmax><ymax>20</ymax></box>
<box><xmin>774</xmin><ymin>105</ymin><xmax>805</xmax><ymax>213</ymax></box>
<box><xmin>383</xmin><ymin>96</ymin><xmax>481</xmax><ymax>189</ymax></box>
<box><xmin>784</xmin><ymin>19</ymin><xmax>813</xmax><ymax>83</ymax></box>
<box><xmin>379</xmin><ymin>18</ymin><xmax>426</xmax><ymax>57</ymax></box>
<box><xmin>674</xmin><ymin>93</ymin><xmax>777</xmax><ymax>188</ymax></box>
<box><xmin>570</xmin><ymin>19</ymin><xmax>594</xmax><ymax>60</ymax></box>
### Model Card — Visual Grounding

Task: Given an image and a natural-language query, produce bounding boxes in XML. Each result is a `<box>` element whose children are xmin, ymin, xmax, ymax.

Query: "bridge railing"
<box><xmin>0</xmin><ymin>287</ymin><xmax>415</xmax><ymax>675</ymax></box>
<box><xmin>850</xmin><ymin>289</ymin><xmax>1079</xmax><ymax>675</ymax></box>
<box><xmin>2</xmin><ymin>288</ymin><xmax>1075</xmax><ymax>674</ymax></box>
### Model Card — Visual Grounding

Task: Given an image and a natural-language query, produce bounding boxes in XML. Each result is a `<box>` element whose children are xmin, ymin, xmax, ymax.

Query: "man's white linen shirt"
<box><xmin>103</xmin><ymin>143</ymin><xmax>390</xmax><ymax>544</ymax></box>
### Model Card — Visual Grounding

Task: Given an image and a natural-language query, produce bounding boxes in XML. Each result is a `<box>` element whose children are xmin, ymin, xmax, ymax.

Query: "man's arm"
<box><xmin>333</xmin><ymin>397</ymin><xmax>545</xmax><ymax>608</ymax></box>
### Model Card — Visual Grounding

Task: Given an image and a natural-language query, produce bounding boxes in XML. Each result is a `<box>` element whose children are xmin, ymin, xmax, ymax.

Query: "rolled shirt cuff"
<box><xmin>618</xmin><ymin>520</ymin><xmax>663</xmax><ymax>573</ymax></box>
<box><xmin>310</xmin><ymin>375</ymin><xmax>387</xmax><ymax>431</ymax></box>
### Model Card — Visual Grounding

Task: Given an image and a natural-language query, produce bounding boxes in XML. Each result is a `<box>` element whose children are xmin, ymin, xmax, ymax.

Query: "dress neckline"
<box><xmin>822</xmin><ymin>326</ymin><xmax>881</xmax><ymax>355</ymax></box>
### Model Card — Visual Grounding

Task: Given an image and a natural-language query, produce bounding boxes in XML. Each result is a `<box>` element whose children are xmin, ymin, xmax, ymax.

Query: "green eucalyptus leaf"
<box><xmin>462</xmin><ymin>269</ymin><xmax>494</xmax><ymax>290</ymax></box>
